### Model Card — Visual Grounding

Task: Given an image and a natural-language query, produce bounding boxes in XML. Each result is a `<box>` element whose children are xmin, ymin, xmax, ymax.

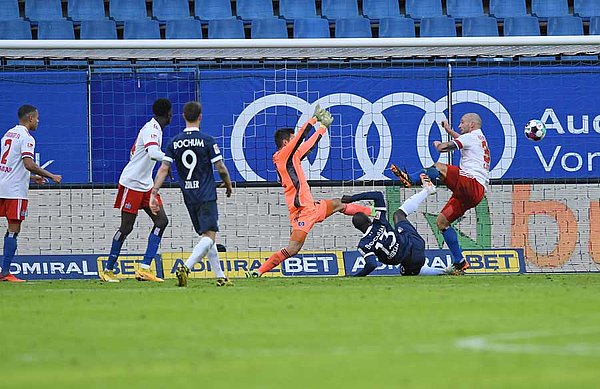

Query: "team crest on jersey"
<box><xmin>213</xmin><ymin>144</ymin><xmax>220</xmax><ymax>154</ymax></box>
<box><xmin>151</xmin><ymin>133</ymin><xmax>158</xmax><ymax>139</ymax></box>
<box><xmin>20</xmin><ymin>210</ymin><xmax>27</xmax><ymax>217</ymax></box>
<box><xmin>298</xmin><ymin>221</ymin><xmax>305</xmax><ymax>227</ymax></box>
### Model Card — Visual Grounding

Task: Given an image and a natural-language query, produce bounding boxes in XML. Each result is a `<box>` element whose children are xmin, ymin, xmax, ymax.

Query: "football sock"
<box><xmin>141</xmin><ymin>226</ymin><xmax>163</xmax><ymax>267</ymax></box>
<box><xmin>1</xmin><ymin>231</ymin><xmax>18</xmax><ymax>275</ymax></box>
<box><xmin>185</xmin><ymin>236</ymin><xmax>214</xmax><ymax>270</ymax></box>
<box><xmin>342</xmin><ymin>203</ymin><xmax>373</xmax><ymax>216</ymax></box>
<box><xmin>418</xmin><ymin>265</ymin><xmax>445</xmax><ymax>276</ymax></box>
<box><xmin>399</xmin><ymin>188</ymin><xmax>429</xmax><ymax>216</ymax></box>
<box><xmin>409</xmin><ymin>166</ymin><xmax>440</xmax><ymax>185</ymax></box>
<box><xmin>106</xmin><ymin>230</ymin><xmax>127</xmax><ymax>271</ymax></box>
<box><xmin>206</xmin><ymin>244</ymin><xmax>225</xmax><ymax>278</ymax></box>
<box><xmin>442</xmin><ymin>227</ymin><xmax>464</xmax><ymax>264</ymax></box>
<box><xmin>258</xmin><ymin>248</ymin><xmax>292</xmax><ymax>274</ymax></box>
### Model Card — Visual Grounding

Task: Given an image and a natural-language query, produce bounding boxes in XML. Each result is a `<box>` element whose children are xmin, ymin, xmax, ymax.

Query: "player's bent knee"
<box><xmin>436</xmin><ymin>214</ymin><xmax>449</xmax><ymax>230</ymax></box>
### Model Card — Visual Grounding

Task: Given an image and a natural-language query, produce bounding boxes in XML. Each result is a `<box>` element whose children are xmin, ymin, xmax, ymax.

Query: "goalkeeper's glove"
<box><xmin>318</xmin><ymin>110</ymin><xmax>333</xmax><ymax>129</ymax></box>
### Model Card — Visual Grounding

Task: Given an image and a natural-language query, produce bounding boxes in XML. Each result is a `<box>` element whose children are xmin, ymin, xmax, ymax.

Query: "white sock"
<box><xmin>206</xmin><ymin>244</ymin><xmax>225</xmax><ymax>278</ymax></box>
<box><xmin>418</xmin><ymin>265</ymin><xmax>445</xmax><ymax>276</ymax></box>
<box><xmin>399</xmin><ymin>189</ymin><xmax>429</xmax><ymax>216</ymax></box>
<box><xmin>185</xmin><ymin>237</ymin><xmax>214</xmax><ymax>270</ymax></box>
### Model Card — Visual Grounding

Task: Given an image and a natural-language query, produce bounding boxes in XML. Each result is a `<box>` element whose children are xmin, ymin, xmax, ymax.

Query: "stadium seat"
<box><xmin>531</xmin><ymin>0</ymin><xmax>569</xmax><ymax>18</ymax></box>
<box><xmin>547</xmin><ymin>16</ymin><xmax>584</xmax><ymax>35</ymax></box>
<box><xmin>0</xmin><ymin>0</ymin><xmax>20</xmax><ymax>20</ymax></box>
<box><xmin>80</xmin><ymin>20</ymin><xmax>117</xmax><ymax>39</ymax></box>
<box><xmin>208</xmin><ymin>19</ymin><xmax>245</xmax><ymax>39</ymax></box>
<box><xmin>279</xmin><ymin>0</ymin><xmax>317</xmax><ymax>20</ymax></box>
<box><xmin>110</xmin><ymin>0</ymin><xmax>147</xmax><ymax>21</ymax></box>
<box><xmin>166</xmin><ymin>19</ymin><xmax>203</xmax><ymax>39</ymax></box>
<box><xmin>405</xmin><ymin>0</ymin><xmax>442</xmax><ymax>19</ymax></box>
<box><xmin>68</xmin><ymin>0</ymin><xmax>106</xmax><ymax>21</ymax></box>
<box><xmin>335</xmin><ymin>17</ymin><xmax>372</xmax><ymax>38</ymax></box>
<box><xmin>574</xmin><ymin>0</ymin><xmax>600</xmax><ymax>18</ymax></box>
<box><xmin>591</xmin><ymin>16</ymin><xmax>600</xmax><ymax>34</ymax></box>
<box><xmin>153</xmin><ymin>0</ymin><xmax>191</xmax><ymax>21</ymax></box>
<box><xmin>362</xmin><ymin>0</ymin><xmax>401</xmax><ymax>20</ymax></box>
<box><xmin>0</xmin><ymin>20</ymin><xmax>31</xmax><ymax>39</ymax></box>
<box><xmin>26</xmin><ymin>0</ymin><xmax>63</xmax><ymax>21</ymax></box>
<box><xmin>489</xmin><ymin>0</ymin><xmax>526</xmax><ymax>18</ymax></box>
<box><xmin>322</xmin><ymin>0</ymin><xmax>359</xmax><ymax>20</ymax></box>
<box><xmin>251</xmin><ymin>18</ymin><xmax>288</xmax><ymax>39</ymax></box>
<box><xmin>420</xmin><ymin>16</ymin><xmax>456</xmax><ymax>37</ymax></box>
<box><xmin>503</xmin><ymin>16</ymin><xmax>540</xmax><ymax>36</ymax></box>
<box><xmin>293</xmin><ymin>18</ymin><xmax>330</xmax><ymax>38</ymax></box>
<box><xmin>378</xmin><ymin>17</ymin><xmax>415</xmax><ymax>37</ymax></box>
<box><xmin>195</xmin><ymin>0</ymin><xmax>233</xmax><ymax>20</ymax></box>
<box><xmin>446</xmin><ymin>0</ymin><xmax>484</xmax><ymax>19</ymax></box>
<box><xmin>38</xmin><ymin>20</ymin><xmax>74</xmax><ymax>39</ymax></box>
<box><xmin>124</xmin><ymin>20</ymin><xmax>160</xmax><ymax>39</ymax></box>
<box><xmin>236</xmin><ymin>0</ymin><xmax>273</xmax><ymax>20</ymax></box>
<box><xmin>462</xmin><ymin>16</ymin><xmax>498</xmax><ymax>37</ymax></box>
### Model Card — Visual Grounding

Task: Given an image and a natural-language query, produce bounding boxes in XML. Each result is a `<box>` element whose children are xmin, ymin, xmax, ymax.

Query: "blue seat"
<box><xmin>38</xmin><ymin>20</ymin><xmax>74</xmax><ymax>39</ymax></box>
<box><xmin>378</xmin><ymin>17</ymin><xmax>415</xmax><ymax>37</ymax></box>
<box><xmin>489</xmin><ymin>0</ymin><xmax>526</xmax><ymax>18</ymax></box>
<box><xmin>446</xmin><ymin>0</ymin><xmax>484</xmax><ymax>19</ymax></box>
<box><xmin>195</xmin><ymin>0</ymin><xmax>232</xmax><ymax>20</ymax></box>
<box><xmin>591</xmin><ymin>16</ymin><xmax>600</xmax><ymax>34</ymax></box>
<box><xmin>335</xmin><ymin>17</ymin><xmax>371</xmax><ymax>38</ymax></box>
<box><xmin>0</xmin><ymin>20</ymin><xmax>31</xmax><ymax>39</ymax></box>
<box><xmin>574</xmin><ymin>0</ymin><xmax>600</xmax><ymax>18</ymax></box>
<box><xmin>462</xmin><ymin>16</ymin><xmax>498</xmax><ymax>37</ymax></box>
<box><xmin>503</xmin><ymin>16</ymin><xmax>540</xmax><ymax>36</ymax></box>
<box><xmin>251</xmin><ymin>18</ymin><xmax>288</xmax><ymax>39</ymax></box>
<box><xmin>236</xmin><ymin>0</ymin><xmax>273</xmax><ymax>20</ymax></box>
<box><xmin>124</xmin><ymin>20</ymin><xmax>160</xmax><ymax>39</ymax></box>
<box><xmin>0</xmin><ymin>0</ymin><xmax>20</xmax><ymax>20</ymax></box>
<box><xmin>420</xmin><ymin>16</ymin><xmax>456</xmax><ymax>37</ymax></box>
<box><xmin>362</xmin><ymin>0</ymin><xmax>400</xmax><ymax>19</ymax></box>
<box><xmin>208</xmin><ymin>19</ymin><xmax>245</xmax><ymax>39</ymax></box>
<box><xmin>80</xmin><ymin>20</ymin><xmax>116</xmax><ymax>39</ymax></box>
<box><xmin>547</xmin><ymin>16</ymin><xmax>584</xmax><ymax>35</ymax></box>
<box><xmin>279</xmin><ymin>0</ymin><xmax>317</xmax><ymax>20</ymax></box>
<box><xmin>322</xmin><ymin>0</ymin><xmax>359</xmax><ymax>20</ymax></box>
<box><xmin>405</xmin><ymin>0</ymin><xmax>442</xmax><ymax>19</ymax></box>
<box><xmin>110</xmin><ymin>0</ymin><xmax>147</xmax><ymax>21</ymax></box>
<box><xmin>153</xmin><ymin>0</ymin><xmax>191</xmax><ymax>21</ymax></box>
<box><xmin>293</xmin><ymin>18</ymin><xmax>330</xmax><ymax>38</ymax></box>
<box><xmin>68</xmin><ymin>0</ymin><xmax>106</xmax><ymax>21</ymax></box>
<box><xmin>531</xmin><ymin>0</ymin><xmax>569</xmax><ymax>18</ymax></box>
<box><xmin>26</xmin><ymin>0</ymin><xmax>63</xmax><ymax>21</ymax></box>
<box><xmin>166</xmin><ymin>19</ymin><xmax>203</xmax><ymax>39</ymax></box>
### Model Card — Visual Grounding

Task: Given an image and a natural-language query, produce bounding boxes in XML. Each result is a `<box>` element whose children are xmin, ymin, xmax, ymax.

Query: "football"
<box><xmin>524</xmin><ymin>119</ymin><xmax>546</xmax><ymax>141</ymax></box>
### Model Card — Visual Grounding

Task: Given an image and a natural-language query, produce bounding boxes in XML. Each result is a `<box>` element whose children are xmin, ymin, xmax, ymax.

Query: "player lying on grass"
<box><xmin>390</xmin><ymin>113</ymin><xmax>489</xmax><ymax>275</ymax></box>
<box><xmin>344</xmin><ymin>178</ymin><xmax>452</xmax><ymax>277</ymax></box>
<box><xmin>246</xmin><ymin>105</ymin><xmax>374</xmax><ymax>278</ymax></box>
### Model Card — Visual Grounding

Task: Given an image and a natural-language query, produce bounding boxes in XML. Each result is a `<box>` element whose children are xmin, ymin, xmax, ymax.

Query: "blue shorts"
<box><xmin>186</xmin><ymin>200</ymin><xmax>219</xmax><ymax>235</ymax></box>
<box><xmin>395</xmin><ymin>220</ymin><xmax>426</xmax><ymax>276</ymax></box>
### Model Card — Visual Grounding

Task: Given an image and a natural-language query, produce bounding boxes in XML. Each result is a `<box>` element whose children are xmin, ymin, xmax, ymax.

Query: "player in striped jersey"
<box><xmin>0</xmin><ymin>105</ymin><xmax>62</xmax><ymax>282</ymax></box>
<box><xmin>99</xmin><ymin>99</ymin><xmax>172</xmax><ymax>283</ymax></box>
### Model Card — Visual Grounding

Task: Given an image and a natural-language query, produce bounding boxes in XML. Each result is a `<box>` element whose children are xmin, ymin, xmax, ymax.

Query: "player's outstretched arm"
<box><xmin>352</xmin><ymin>251</ymin><xmax>378</xmax><ymax>277</ymax></box>
<box><xmin>23</xmin><ymin>158</ymin><xmax>61</xmax><ymax>183</ymax></box>
<box><xmin>341</xmin><ymin>191</ymin><xmax>385</xmax><ymax>208</ymax></box>
<box><xmin>214</xmin><ymin>160</ymin><xmax>232</xmax><ymax>198</ymax></box>
<box><xmin>440</xmin><ymin>120</ymin><xmax>460</xmax><ymax>139</ymax></box>
<box><xmin>433</xmin><ymin>140</ymin><xmax>458</xmax><ymax>153</ymax></box>
<box><xmin>150</xmin><ymin>160</ymin><xmax>170</xmax><ymax>214</ymax></box>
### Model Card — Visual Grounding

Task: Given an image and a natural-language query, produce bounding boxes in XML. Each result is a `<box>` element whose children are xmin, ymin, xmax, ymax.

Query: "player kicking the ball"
<box><xmin>150</xmin><ymin>101</ymin><xmax>233</xmax><ymax>287</ymax></box>
<box><xmin>0</xmin><ymin>105</ymin><xmax>62</xmax><ymax>282</ymax></box>
<box><xmin>100</xmin><ymin>98</ymin><xmax>172</xmax><ymax>283</ymax></box>
<box><xmin>246</xmin><ymin>105</ymin><xmax>374</xmax><ymax>278</ymax></box>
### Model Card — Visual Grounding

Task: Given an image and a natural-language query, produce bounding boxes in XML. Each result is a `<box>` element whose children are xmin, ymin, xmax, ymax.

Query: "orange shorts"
<box><xmin>0</xmin><ymin>198</ymin><xmax>28</xmax><ymax>222</ymax></box>
<box><xmin>114</xmin><ymin>184</ymin><xmax>162</xmax><ymax>215</ymax></box>
<box><xmin>289</xmin><ymin>200</ymin><xmax>330</xmax><ymax>234</ymax></box>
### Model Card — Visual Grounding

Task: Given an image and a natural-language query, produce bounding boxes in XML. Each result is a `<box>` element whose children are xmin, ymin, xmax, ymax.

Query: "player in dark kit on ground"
<box><xmin>150</xmin><ymin>101</ymin><xmax>233</xmax><ymax>287</ymax></box>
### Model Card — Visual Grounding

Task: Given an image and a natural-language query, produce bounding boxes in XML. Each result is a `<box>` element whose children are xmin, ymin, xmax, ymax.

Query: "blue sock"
<box><xmin>106</xmin><ymin>230</ymin><xmax>126</xmax><ymax>271</ymax></box>
<box><xmin>442</xmin><ymin>227</ymin><xmax>464</xmax><ymax>264</ymax></box>
<box><xmin>2</xmin><ymin>232</ymin><xmax>17</xmax><ymax>275</ymax></box>
<box><xmin>141</xmin><ymin>227</ymin><xmax>162</xmax><ymax>266</ymax></box>
<box><xmin>409</xmin><ymin>166</ymin><xmax>440</xmax><ymax>185</ymax></box>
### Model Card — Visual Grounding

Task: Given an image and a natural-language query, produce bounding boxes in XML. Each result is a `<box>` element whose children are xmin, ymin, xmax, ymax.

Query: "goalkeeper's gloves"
<box><xmin>312</xmin><ymin>104</ymin><xmax>334</xmax><ymax>129</ymax></box>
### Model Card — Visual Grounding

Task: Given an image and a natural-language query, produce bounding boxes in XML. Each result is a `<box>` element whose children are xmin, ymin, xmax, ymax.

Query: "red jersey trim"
<box><xmin>144</xmin><ymin>142</ymin><xmax>159</xmax><ymax>148</ymax></box>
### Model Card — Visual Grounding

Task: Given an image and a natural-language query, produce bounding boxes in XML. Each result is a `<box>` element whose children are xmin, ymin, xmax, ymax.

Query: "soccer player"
<box><xmin>391</xmin><ymin>113</ymin><xmax>490</xmax><ymax>275</ymax></box>
<box><xmin>149</xmin><ymin>101</ymin><xmax>233</xmax><ymax>287</ymax></box>
<box><xmin>246</xmin><ymin>105</ymin><xmax>374</xmax><ymax>278</ymax></box>
<box><xmin>99</xmin><ymin>98</ymin><xmax>172</xmax><ymax>283</ymax></box>
<box><xmin>344</xmin><ymin>178</ymin><xmax>449</xmax><ymax>277</ymax></box>
<box><xmin>0</xmin><ymin>105</ymin><xmax>62</xmax><ymax>282</ymax></box>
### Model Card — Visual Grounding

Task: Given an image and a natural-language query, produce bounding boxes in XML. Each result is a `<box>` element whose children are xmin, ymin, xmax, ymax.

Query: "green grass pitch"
<box><xmin>2</xmin><ymin>274</ymin><xmax>599</xmax><ymax>388</ymax></box>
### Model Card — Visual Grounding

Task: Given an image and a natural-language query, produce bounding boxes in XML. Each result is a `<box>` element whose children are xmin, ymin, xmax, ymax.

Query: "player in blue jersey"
<box><xmin>150</xmin><ymin>101</ymin><xmax>233</xmax><ymax>287</ymax></box>
<box><xmin>343</xmin><ymin>176</ymin><xmax>449</xmax><ymax>277</ymax></box>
